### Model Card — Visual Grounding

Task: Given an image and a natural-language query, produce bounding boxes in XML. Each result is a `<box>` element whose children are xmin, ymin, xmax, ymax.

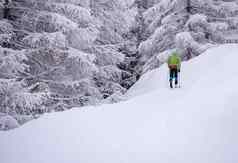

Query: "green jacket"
<box><xmin>167</xmin><ymin>53</ymin><xmax>181</xmax><ymax>69</ymax></box>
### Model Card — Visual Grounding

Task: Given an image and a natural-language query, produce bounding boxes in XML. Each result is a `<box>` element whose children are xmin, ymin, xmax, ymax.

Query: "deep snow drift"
<box><xmin>1</xmin><ymin>44</ymin><xmax>238</xmax><ymax>163</ymax></box>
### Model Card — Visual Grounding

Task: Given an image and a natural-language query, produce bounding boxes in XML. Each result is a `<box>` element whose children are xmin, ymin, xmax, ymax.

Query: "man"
<box><xmin>167</xmin><ymin>52</ymin><xmax>181</xmax><ymax>88</ymax></box>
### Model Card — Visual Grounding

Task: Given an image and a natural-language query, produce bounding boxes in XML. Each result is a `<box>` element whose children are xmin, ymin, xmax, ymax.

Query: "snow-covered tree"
<box><xmin>136</xmin><ymin>0</ymin><xmax>238</xmax><ymax>74</ymax></box>
<box><xmin>0</xmin><ymin>0</ymin><xmax>139</xmax><ymax>129</ymax></box>
<box><xmin>1</xmin><ymin>0</ymin><xmax>238</xmax><ymax>130</ymax></box>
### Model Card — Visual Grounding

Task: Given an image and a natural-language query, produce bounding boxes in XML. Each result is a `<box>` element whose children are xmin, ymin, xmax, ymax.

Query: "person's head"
<box><xmin>173</xmin><ymin>49</ymin><xmax>182</xmax><ymax>57</ymax></box>
<box><xmin>172</xmin><ymin>52</ymin><xmax>178</xmax><ymax>56</ymax></box>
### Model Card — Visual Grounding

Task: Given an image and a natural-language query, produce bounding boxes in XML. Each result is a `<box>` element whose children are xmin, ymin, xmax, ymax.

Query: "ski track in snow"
<box><xmin>0</xmin><ymin>44</ymin><xmax>238</xmax><ymax>163</ymax></box>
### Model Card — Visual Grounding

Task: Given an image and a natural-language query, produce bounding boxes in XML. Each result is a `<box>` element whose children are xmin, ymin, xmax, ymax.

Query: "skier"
<box><xmin>167</xmin><ymin>52</ymin><xmax>181</xmax><ymax>88</ymax></box>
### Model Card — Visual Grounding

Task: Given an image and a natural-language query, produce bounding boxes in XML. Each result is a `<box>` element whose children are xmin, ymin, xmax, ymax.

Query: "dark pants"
<box><xmin>169</xmin><ymin>68</ymin><xmax>178</xmax><ymax>85</ymax></box>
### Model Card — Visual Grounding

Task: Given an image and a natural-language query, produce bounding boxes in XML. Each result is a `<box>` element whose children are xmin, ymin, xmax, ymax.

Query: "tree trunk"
<box><xmin>187</xmin><ymin>0</ymin><xmax>191</xmax><ymax>14</ymax></box>
<box><xmin>3</xmin><ymin>0</ymin><xmax>10</xmax><ymax>19</ymax></box>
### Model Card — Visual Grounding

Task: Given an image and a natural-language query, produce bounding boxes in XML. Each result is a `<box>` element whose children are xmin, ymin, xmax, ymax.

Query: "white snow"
<box><xmin>1</xmin><ymin>44</ymin><xmax>238</xmax><ymax>163</ymax></box>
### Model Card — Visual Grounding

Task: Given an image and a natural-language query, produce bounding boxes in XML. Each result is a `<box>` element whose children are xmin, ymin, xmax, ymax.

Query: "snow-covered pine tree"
<box><xmin>138</xmin><ymin>0</ymin><xmax>238</xmax><ymax>73</ymax></box>
<box><xmin>1</xmin><ymin>0</ymin><xmax>238</xmax><ymax>130</ymax></box>
<box><xmin>0</xmin><ymin>0</ymin><xmax>138</xmax><ymax>129</ymax></box>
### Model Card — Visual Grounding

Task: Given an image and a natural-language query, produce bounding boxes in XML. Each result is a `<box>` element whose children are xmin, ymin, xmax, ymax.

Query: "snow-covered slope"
<box><xmin>1</xmin><ymin>44</ymin><xmax>238</xmax><ymax>163</ymax></box>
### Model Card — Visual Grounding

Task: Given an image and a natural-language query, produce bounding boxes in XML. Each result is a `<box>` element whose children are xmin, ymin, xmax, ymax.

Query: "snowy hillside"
<box><xmin>1</xmin><ymin>44</ymin><xmax>238</xmax><ymax>163</ymax></box>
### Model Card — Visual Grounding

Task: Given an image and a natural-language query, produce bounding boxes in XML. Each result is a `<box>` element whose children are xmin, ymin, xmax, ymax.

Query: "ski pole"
<box><xmin>167</xmin><ymin>68</ymin><xmax>169</xmax><ymax>88</ymax></box>
<box><xmin>179</xmin><ymin>70</ymin><xmax>181</xmax><ymax>88</ymax></box>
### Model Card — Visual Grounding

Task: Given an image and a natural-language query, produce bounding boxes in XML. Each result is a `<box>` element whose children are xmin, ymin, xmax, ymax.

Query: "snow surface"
<box><xmin>1</xmin><ymin>44</ymin><xmax>238</xmax><ymax>163</ymax></box>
